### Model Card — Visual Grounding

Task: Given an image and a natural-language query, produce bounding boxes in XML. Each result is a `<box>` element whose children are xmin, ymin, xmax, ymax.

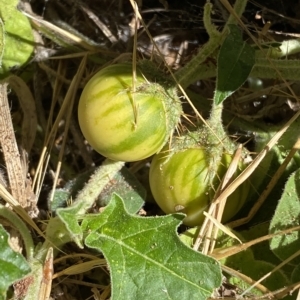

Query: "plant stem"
<box><xmin>175</xmin><ymin>3</ymin><xmax>222</xmax><ymax>88</ymax></box>
<box><xmin>35</xmin><ymin>158</ymin><xmax>125</xmax><ymax>262</ymax></box>
<box><xmin>74</xmin><ymin>159</ymin><xmax>125</xmax><ymax>215</ymax></box>
<box><xmin>175</xmin><ymin>1</ymin><xmax>300</xmax><ymax>88</ymax></box>
<box><xmin>255</xmin><ymin>39</ymin><xmax>300</xmax><ymax>59</ymax></box>
<box><xmin>177</xmin><ymin>54</ymin><xmax>300</xmax><ymax>85</ymax></box>
<box><xmin>208</xmin><ymin>101</ymin><xmax>237</xmax><ymax>154</ymax></box>
<box><xmin>252</xmin><ymin>57</ymin><xmax>300</xmax><ymax>80</ymax></box>
<box><xmin>209</xmin><ymin>102</ymin><xmax>224</xmax><ymax>134</ymax></box>
<box><xmin>222</xmin><ymin>0</ymin><xmax>248</xmax><ymax>30</ymax></box>
<box><xmin>175</xmin><ymin>0</ymin><xmax>249</xmax><ymax>89</ymax></box>
<box><xmin>0</xmin><ymin>205</ymin><xmax>34</xmax><ymax>259</ymax></box>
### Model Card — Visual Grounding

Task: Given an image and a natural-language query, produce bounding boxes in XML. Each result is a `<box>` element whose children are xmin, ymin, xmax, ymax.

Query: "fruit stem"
<box><xmin>207</xmin><ymin>101</ymin><xmax>236</xmax><ymax>154</ymax></box>
<box><xmin>209</xmin><ymin>102</ymin><xmax>226</xmax><ymax>137</ymax></box>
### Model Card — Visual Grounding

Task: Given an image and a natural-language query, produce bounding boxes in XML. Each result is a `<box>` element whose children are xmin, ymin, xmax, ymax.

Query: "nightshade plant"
<box><xmin>1</xmin><ymin>0</ymin><xmax>300</xmax><ymax>299</ymax></box>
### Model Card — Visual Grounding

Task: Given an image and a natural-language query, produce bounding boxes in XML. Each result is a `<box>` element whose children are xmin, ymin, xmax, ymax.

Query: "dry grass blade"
<box><xmin>0</xmin><ymin>83</ymin><xmax>27</xmax><ymax>208</ymax></box>
<box><xmin>22</xmin><ymin>11</ymin><xmax>99</xmax><ymax>51</ymax></box>
<box><xmin>229</xmin><ymin>137</ymin><xmax>300</xmax><ymax>228</ymax></box>
<box><xmin>59</xmin><ymin>278</ymin><xmax>108</xmax><ymax>290</ymax></box>
<box><xmin>240</xmin><ymin>248</ymin><xmax>300</xmax><ymax>298</ymax></box>
<box><xmin>210</xmin><ymin>108</ymin><xmax>300</xmax><ymax>222</ymax></box>
<box><xmin>33</xmin><ymin>56</ymin><xmax>87</xmax><ymax>196</ymax></box>
<box><xmin>193</xmin><ymin>145</ymin><xmax>243</xmax><ymax>253</ymax></box>
<box><xmin>194</xmin><ymin>107</ymin><xmax>300</xmax><ymax>256</ymax></box>
<box><xmin>79</xmin><ymin>3</ymin><xmax>118</xmax><ymax>44</ymax></box>
<box><xmin>99</xmin><ymin>286</ymin><xmax>111</xmax><ymax>300</ymax></box>
<box><xmin>258</xmin><ymin>282</ymin><xmax>300</xmax><ymax>300</ymax></box>
<box><xmin>0</xmin><ymin>183</ymin><xmax>45</xmax><ymax>238</ymax></box>
<box><xmin>210</xmin><ymin>145</ymin><xmax>244</xmax><ymax>252</ymax></box>
<box><xmin>222</xmin><ymin>264</ymin><xmax>271</xmax><ymax>294</ymax></box>
<box><xmin>203</xmin><ymin>211</ymin><xmax>242</xmax><ymax>244</ymax></box>
<box><xmin>236</xmin><ymin>81</ymin><xmax>295</xmax><ymax>104</ymax></box>
<box><xmin>38</xmin><ymin>247</ymin><xmax>53</xmax><ymax>300</ymax></box>
<box><xmin>129</xmin><ymin>0</ymin><xmax>139</xmax><ymax>126</ymax></box>
<box><xmin>53</xmin><ymin>259</ymin><xmax>106</xmax><ymax>278</ymax></box>
<box><xmin>249</xmin><ymin>0</ymin><xmax>300</xmax><ymax>25</ymax></box>
<box><xmin>48</xmin><ymin>58</ymin><xmax>85</xmax><ymax>203</ymax></box>
<box><xmin>38</xmin><ymin>62</ymin><xmax>72</xmax><ymax>85</ymax></box>
<box><xmin>211</xmin><ymin>225</ymin><xmax>300</xmax><ymax>260</ymax></box>
<box><xmin>208</xmin><ymin>281</ymin><xmax>300</xmax><ymax>300</ymax></box>
<box><xmin>7</xmin><ymin>75</ymin><xmax>37</xmax><ymax>154</ymax></box>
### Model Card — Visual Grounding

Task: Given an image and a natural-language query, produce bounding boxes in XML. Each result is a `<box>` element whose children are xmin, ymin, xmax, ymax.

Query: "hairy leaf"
<box><xmin>214</xmin><ymin>24</ymin><xmax>255</xmax><ymax>105</ymax></box>
<box><xmin>269</xmin><ymin>169</ymin><xmax>300</xmax><ymax>264</ymax></box>
<box><xmin>83</xmin><ymin>194</ymin><xmax>222</xmax><ymax>300</ymax></box>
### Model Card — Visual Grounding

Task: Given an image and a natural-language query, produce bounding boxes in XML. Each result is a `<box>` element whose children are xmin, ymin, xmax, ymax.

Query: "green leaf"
<box><xmin>0</xmin><ymin>225</ymin><xmax>31</xmax><ymax>299</ymax></box>
<box><xmin>0</xmin><ymin>0</ymin><xmax>34</xmax><ymax>79</ymax></box>
<box><xmin>55</xmin><ymin>208</ymin><xmax>84</xmax><ymax>248</ymax></box>
<box><xmin>269</xmin><ymin>169</ymin><xmax>300</xmax><ymax>264</ymax></box>
<box><xmin>241</xmin><ymin>223</ymin><xmax>282</xmax><ymax>267</ymax></box>
<box><xmin>97</xmin><ymin>167</ymin><xmax>145</xmax><ymax>214</ymax></box>
<box><xmin>227</xmin><ymin>260</ymin><xmax>290</xmax><ymax>296</ymax></box>
<box><xmin>179</xmin><ymin>227</ymin><xmax>198</xmax><ymax>247</ymax></box>
<box><xmin>215</xmin><ymin>230</ymin><xmax>290</xmax><ymax>296</ymax></box>
<box><xmin>83</xmin><ymin>194</ymin><xmax>222</xmax><ymax>300</ymax></box>
<box><xmin>291</xmin><ymin>264</ymin><xmax>300</xmax><ymax>283</ymax></box>
<box><xmin>214</xmin><ymin>24</ymin><xmax>255</xmax><ymax>105</ymax></box>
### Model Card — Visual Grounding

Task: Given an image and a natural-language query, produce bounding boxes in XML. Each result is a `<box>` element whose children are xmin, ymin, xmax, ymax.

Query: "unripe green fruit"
<box><xmin>78</xmin><ymin>63</ymin><xmax>182</xmax><ymax>162</ymax></box>
<box><xmin>149</xmin><ymin>140</ymin><xmax>249</xmax><ymax>227</ymax></box>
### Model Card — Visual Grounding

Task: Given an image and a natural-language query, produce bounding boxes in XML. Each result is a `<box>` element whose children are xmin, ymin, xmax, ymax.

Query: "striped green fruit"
<box><xmin>78</xmin><ymin>63</ymin><xmax>182</xmax><ymax>162</ymax></box>
<box><xmin>149</xmin><ymin>143</ymin><xmax>249</xmax><ymax>227</ymax></box>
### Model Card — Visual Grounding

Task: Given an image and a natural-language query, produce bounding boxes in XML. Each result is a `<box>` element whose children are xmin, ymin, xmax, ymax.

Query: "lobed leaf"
<box><xmin>83</xmin><ymin>194</ymin><xmax>222</xmax><ymax>300</ymax></box>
